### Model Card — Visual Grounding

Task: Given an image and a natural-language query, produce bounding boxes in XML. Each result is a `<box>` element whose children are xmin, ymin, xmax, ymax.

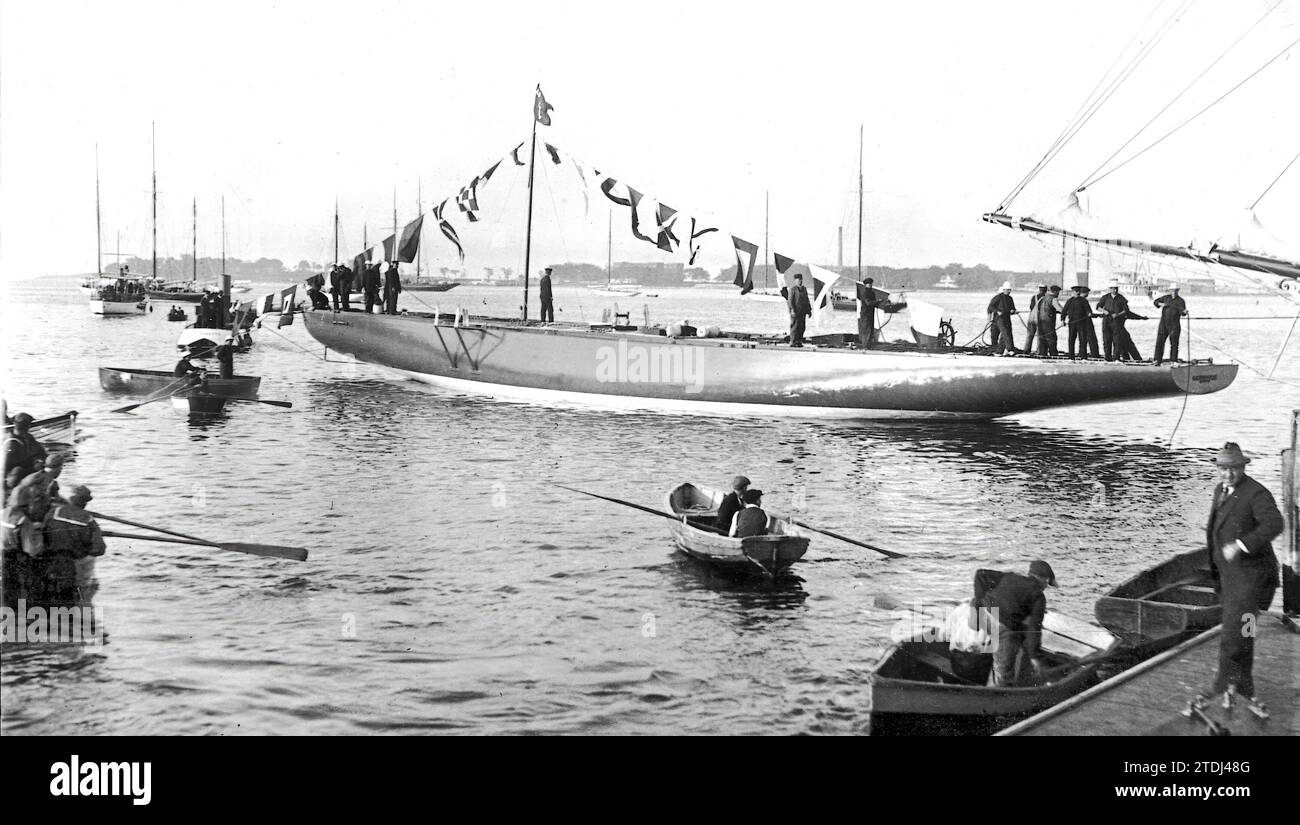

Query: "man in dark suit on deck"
<box><xmin>1201</xmin><ymin>442</ymin><xmax>1283</xmax><ymax>716</ymax></box>
<box><xmin>787</xmin><ymin>273</ymin><xmax>812</xmax><ymax>347</ymax></box>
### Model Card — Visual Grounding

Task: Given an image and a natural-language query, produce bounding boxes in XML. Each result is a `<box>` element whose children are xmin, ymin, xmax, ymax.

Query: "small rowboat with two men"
<box><xmin>99</xmin><ymin>367</ymin><xmax>261</xmax><ymax>398</ymax></box>
<box><xmin>665</xmin><ymin>482</ymin><xmax>810</xmax><ymax>578</ymax></box>
<box><xmin>1093</xmin><ymin>547</ymin><xmax>1220</xmax><ymax>652</ymax></box>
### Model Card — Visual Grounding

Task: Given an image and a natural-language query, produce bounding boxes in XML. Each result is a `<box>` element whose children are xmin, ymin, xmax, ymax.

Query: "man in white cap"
<box><xmin>986</xmin><ymin>282</ymin><xmax>1018</xmax><ymax>355</ymax></box>
<box><xmin>1200</xmin><ymin>442</ymin><xmax>1283</xmax><ymax>716</ymax></box>
<box><xmin>1152</xmin><ymin>283</ymin><xmax>1188</xmax><ymax>365</ymax></box>
<box><xmin>1094</xmin><ymin>280</ymin><xmax>1129</xmax><ymax>361</ymax></box>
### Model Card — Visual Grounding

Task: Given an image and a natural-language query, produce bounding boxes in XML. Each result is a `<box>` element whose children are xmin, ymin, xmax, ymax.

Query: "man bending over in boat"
<box><xmin>40</xmin><ymin>484</ymin><xmax>106</xmax><ymax>606</ymax></box>
<box><xmin>714</xmin><ymin>475</ymin><xmax>750</xmax><ymax>532</ymax></box>
<box><xmin>173</xmin><ymin>353</ymin><xmax>202</xmax><ymax>378</ymax></box>
<box><xmin>728</xmin><ymin>489</ymin><xmax>770</xmax><ymax>538</ymax></box>
<box><xmin>974</xmin><ymin>560</ymin><xmax>1057</xmax><ymax>686</ymax></box>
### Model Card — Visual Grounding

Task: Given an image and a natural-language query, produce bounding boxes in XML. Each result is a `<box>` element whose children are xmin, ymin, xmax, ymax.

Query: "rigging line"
<box><xmin>1087</xmin><ymin>34</ymin><xmax>1300</xmax><ymax>189</ymax></box>
<box><xmin>1004</xmin><ymin>0</ymin><xmax>1192</xmax><ymax>209</ymax></box>
<box><xmin>997</xmin><ymin>0</ymin><xmax>1170</xmax><ymax>210</ymax></box>
<box><xmin>999</xmin><ymin>0</ymin><xmax>1190</xmax><ymax>210</ymax></box>
<box><xmin>1078</xmin><ymin>0</ymin><xmax>1285</xmax><ymax>193</ymax></box>
<box><xmin>1167</xmin><ymin>316</ymin><xmax>1194</xmax><ymax>446</ymax></box>
<box><xmin>1186</xmin><ymin>328</ymin><xmax>1300</xmax><ymax>389</ymax></box>
<box><xmin>1248</xmin><ymin>145</ymin><xmax>1300</xmax><ymax>211</ymax></box>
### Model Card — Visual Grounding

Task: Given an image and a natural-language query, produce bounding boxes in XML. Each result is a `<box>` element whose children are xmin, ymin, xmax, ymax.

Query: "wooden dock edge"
<box><xmin>995</xmin><ymin>625</ymin><xmax>1222</xmax><ymax>736</ymax></box>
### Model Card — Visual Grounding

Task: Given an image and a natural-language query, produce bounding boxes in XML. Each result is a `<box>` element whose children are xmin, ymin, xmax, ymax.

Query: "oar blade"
<box><xmin>224</xmin><ymin>397</ymin><xmax>293</xmax><ymax>408</ymax></box>
<box><xmin>218</xmin><ymin>541</ymin><xmax>308</xmax><ymax>561</ymax></box>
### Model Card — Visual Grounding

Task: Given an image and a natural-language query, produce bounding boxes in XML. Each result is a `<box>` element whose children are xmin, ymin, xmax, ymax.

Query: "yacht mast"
<box><xmin>95</xmin><ymin>144</ymin><xmax>102</xmax><ymax>277</ymax></box>
<box><xmin>151</xmin><ymin>121</ymin><xmax>157</xmax><ymax>280</ymax></box>
<box><xmin>857</xmin><ymin>124</ymin><xmax>864</xmax><ymax>283</ymax></box>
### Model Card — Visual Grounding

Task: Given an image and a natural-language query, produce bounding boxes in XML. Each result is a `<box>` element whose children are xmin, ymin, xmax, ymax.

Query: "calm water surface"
<box><xmin>2</xmin><ymin>277</ymin><xmax>1296</xmax><ymax>734</ymax></box>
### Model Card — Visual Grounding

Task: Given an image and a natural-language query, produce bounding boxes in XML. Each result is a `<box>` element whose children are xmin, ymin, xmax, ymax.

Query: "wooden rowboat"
<box><xmin>3</xmin><ymin>410</ymin><xmax>80</xmax><ymax>447</ymax></box>
<box><xmin>1094</xmin><ymin>548</ymin><xmax>1220</xmax><ymax>651</ymax></box>
<box><xmin>664</xmin><ymin>483</ymin><xmax>810</xmax><ymax>578</ymax></box>
<box><xmin>99</xmin><ymin>367</ymin><xmax>260</xmax><ymax>398</ymax></box>
<box><xmin>865</xmin><ymin>637</ymin><xmax>1106</xmax><ymax>736</ymax></box>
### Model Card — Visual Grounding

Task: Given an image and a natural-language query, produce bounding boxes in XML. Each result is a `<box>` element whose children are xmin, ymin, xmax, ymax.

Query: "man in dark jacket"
<box><xmin>383</xmin><ymin>263</ymin><xmax>402</xmax><ymax>315</ymax></box>
<box><xmin>1035</xmin><ymin>285</ymin><xmax>1064</xmax><ymax>356</ymax></box>
<box><xmin>975</xmin><ymin>560</ymin><xmax>1056</xmax><ymax>687</ymax></box>
<box><xmin>714</xmin><ymin>475</ymin><xmax>751</xmax><ymax>532</ymax></box>
<box><xmin>728</xmin><ymin>489</ymin><xmax>770</xmax><ymax>538</ymax></box>
<box><xmin>1152</xmin><ymin>284</ymin><xmax>1188</xmax><ymax>365</ymax></box>
<box><xmin>41</xmin><ymin>484</ymin><xmax>106</xmax><ymax>606</ymax></box>
<box><xmin>1094</xmin><ymin>281</ymin><xmax>1131</xmax><ymax>361</ymax></box>
<box><xmin>338</xmin><ymin>264</ymin><xmax>355</xmax><ymax>311</ymax></box>
<box><xmin>1025</xmin><ymin>283</ymin><xmax>1047</xmax><ymax>354</ymax></box>
<box><xmin>986</xmin><ymin>282</ymin><xmax>1018</xmax><ymax>354</ymax></box>
<box><xmin>1062</xmin><ymin>285</ymin><xmax>1093</xmax><ymax>359</ymax></box>
<box><xmin>856</xmin><ymin>278</ymin><xmax>880</xmax><ymax>348</ymax></box>
<box><xmin>1201</xmin><ymin>442</ymin><xmax>1283</xmax><ymax>715</ymax></box>
<box><xmin>362</xmin><ymin>263</ymin><xmax>382</xmax><ymax>314</ymax></box>
<box><xmin>328</xmin><ymin>265</ymin><xmax>342</xmax><ymax>311</ymax></box>
<box><xmin>4</xmin><ymin>413</ymin><xmax>47</xmax><ymax>483</ymax></box>
<box><xmin>215</xmin><ymin>341</ymin><xmax>235</xmax><ymax>379</ymax></box>
<box><xmin>539</xmin><ymin>267</ymin><xmax>555</xmax><ymax>322</ymax></box>
<box><xmin>787</xmin><ymin>273</ymin><xmax>812</xmax><ymax>347</ymax></box>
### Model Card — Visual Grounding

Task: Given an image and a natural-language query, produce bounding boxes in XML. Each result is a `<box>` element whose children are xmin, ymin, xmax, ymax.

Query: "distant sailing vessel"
<box><xmin>934</xmin><ymin>274</ymin><xmax>960</xmax><ymax>289</ymax></box>
<box><xmin>88</xmin><ymin>146</ymin><xmax>147</xmax><ymax>315</ymax></box>
<box><xmin>303</xmin><ymin>89</ymin><xmax>1239</xmax><ymax>420</ymax></box>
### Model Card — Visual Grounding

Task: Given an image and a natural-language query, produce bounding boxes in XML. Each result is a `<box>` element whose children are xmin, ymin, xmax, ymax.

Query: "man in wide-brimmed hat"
<box><xmin>1201</xmin><ymin>442</ymin><xmax>1283</xmax><ymax>716</ymax></box>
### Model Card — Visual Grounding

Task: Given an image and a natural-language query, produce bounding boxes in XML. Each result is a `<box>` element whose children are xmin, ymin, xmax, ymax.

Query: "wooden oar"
<box><xmin>223</xmin><ymin>397</ymin><xmax>293</xmax><ymax>408</ymax></box>
<box><xmin>91</xmin><ymin>511</ymin><xmax>308</xmax><ymax>561</ymax></box>
<box><xmin>789</xmin><ymin>519</ymin><xmax>904</xmax><ymax>558</ymax></box>
<box><xmin>552</xmin><ymin>483</ymin><xmax>728</xmax><ymax>535</ymax></box>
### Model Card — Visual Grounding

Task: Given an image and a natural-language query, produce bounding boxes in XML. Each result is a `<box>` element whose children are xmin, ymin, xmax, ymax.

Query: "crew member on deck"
<box><xmin>339</xmin><ymin>263</ymin><xmax>355</xmax><ymax>311</ymax></box>
<box><xmin>1025</xmin><ymin>283</ymin><xmax>1047</xmax><ymax>355</ymax></box>
<box><xmin>539</xmin><ymin>267</ymin><xmax>555</xmax><ymax>322</ymax></box>
<box><xmin>1062</xmin><ymin>285</ymin><xmax>1093</xmax><ymax>359</ymax></box>
<box><xmin>329</xmin><ymin>265</ymin><xmax>342</xmax><ymax>311</ymax></box>
<box><xmin>728</xmin><ymin>489</ymin><xmax>770</xmax><ymax>538</ymax></box>
<box><xmin>40</xmin><ymin>484</ymin><xmax>106</xmax><ymax>606</ymax></box>
<box><xmin>1153</xmin><ymin>284</ymin><xmax>1188</xmax><ymax>365</ymax></box>
<box><xmin>1095</xmin><ymin>280</ymin><xmax>1131</xmax><ymax>361</ymax></box>
<box><xmin>986</xmin><ymin>282</ymin><xmax>1018</xmax><ymax>355</ymax></box>
<box><xmin>363</xmin><ymin>263</ymin><xmax>382</xmax><ymax>314</ymax></box>
<box><xmin>856</xmin><ymin>277</ymin><xmax>880</xmax><ymax>348</ymax></box>
<box><xmin>1081</xmin><ymin>286</ymin><xmax>1102</xmax><ymax>357</ymax></box>
<box><xmin>787</xmin><ymin>273</ymin><xmax>812</xmax><ymax>347</ymax></box>
<box><xmin>714</xmin><ymin>475</ymin><xmax>751</xmax><ymax>532</ymax></box>
<box><xmin>1035</xmin><ymin>285</ymin><xmax>1064</xmax><ymax>356</ymax></box>
<box><xmin>383</xmin><ymin>263</ymin><xmax>402</xmax><ymax>315</ymax></box>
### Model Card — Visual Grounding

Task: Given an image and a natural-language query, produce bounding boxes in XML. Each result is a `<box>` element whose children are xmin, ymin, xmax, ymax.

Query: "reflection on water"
<box><xmin>2</xmin><ymin>278</ymin><xmax>1297</xmax><ymax>734</ymax></box>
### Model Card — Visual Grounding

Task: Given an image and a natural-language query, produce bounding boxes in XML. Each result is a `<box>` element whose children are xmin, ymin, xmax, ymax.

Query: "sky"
<box><xmin>2</xmin><ymin>0</ymin><xmax>1297</xmax><ymax>280</ymax></box>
